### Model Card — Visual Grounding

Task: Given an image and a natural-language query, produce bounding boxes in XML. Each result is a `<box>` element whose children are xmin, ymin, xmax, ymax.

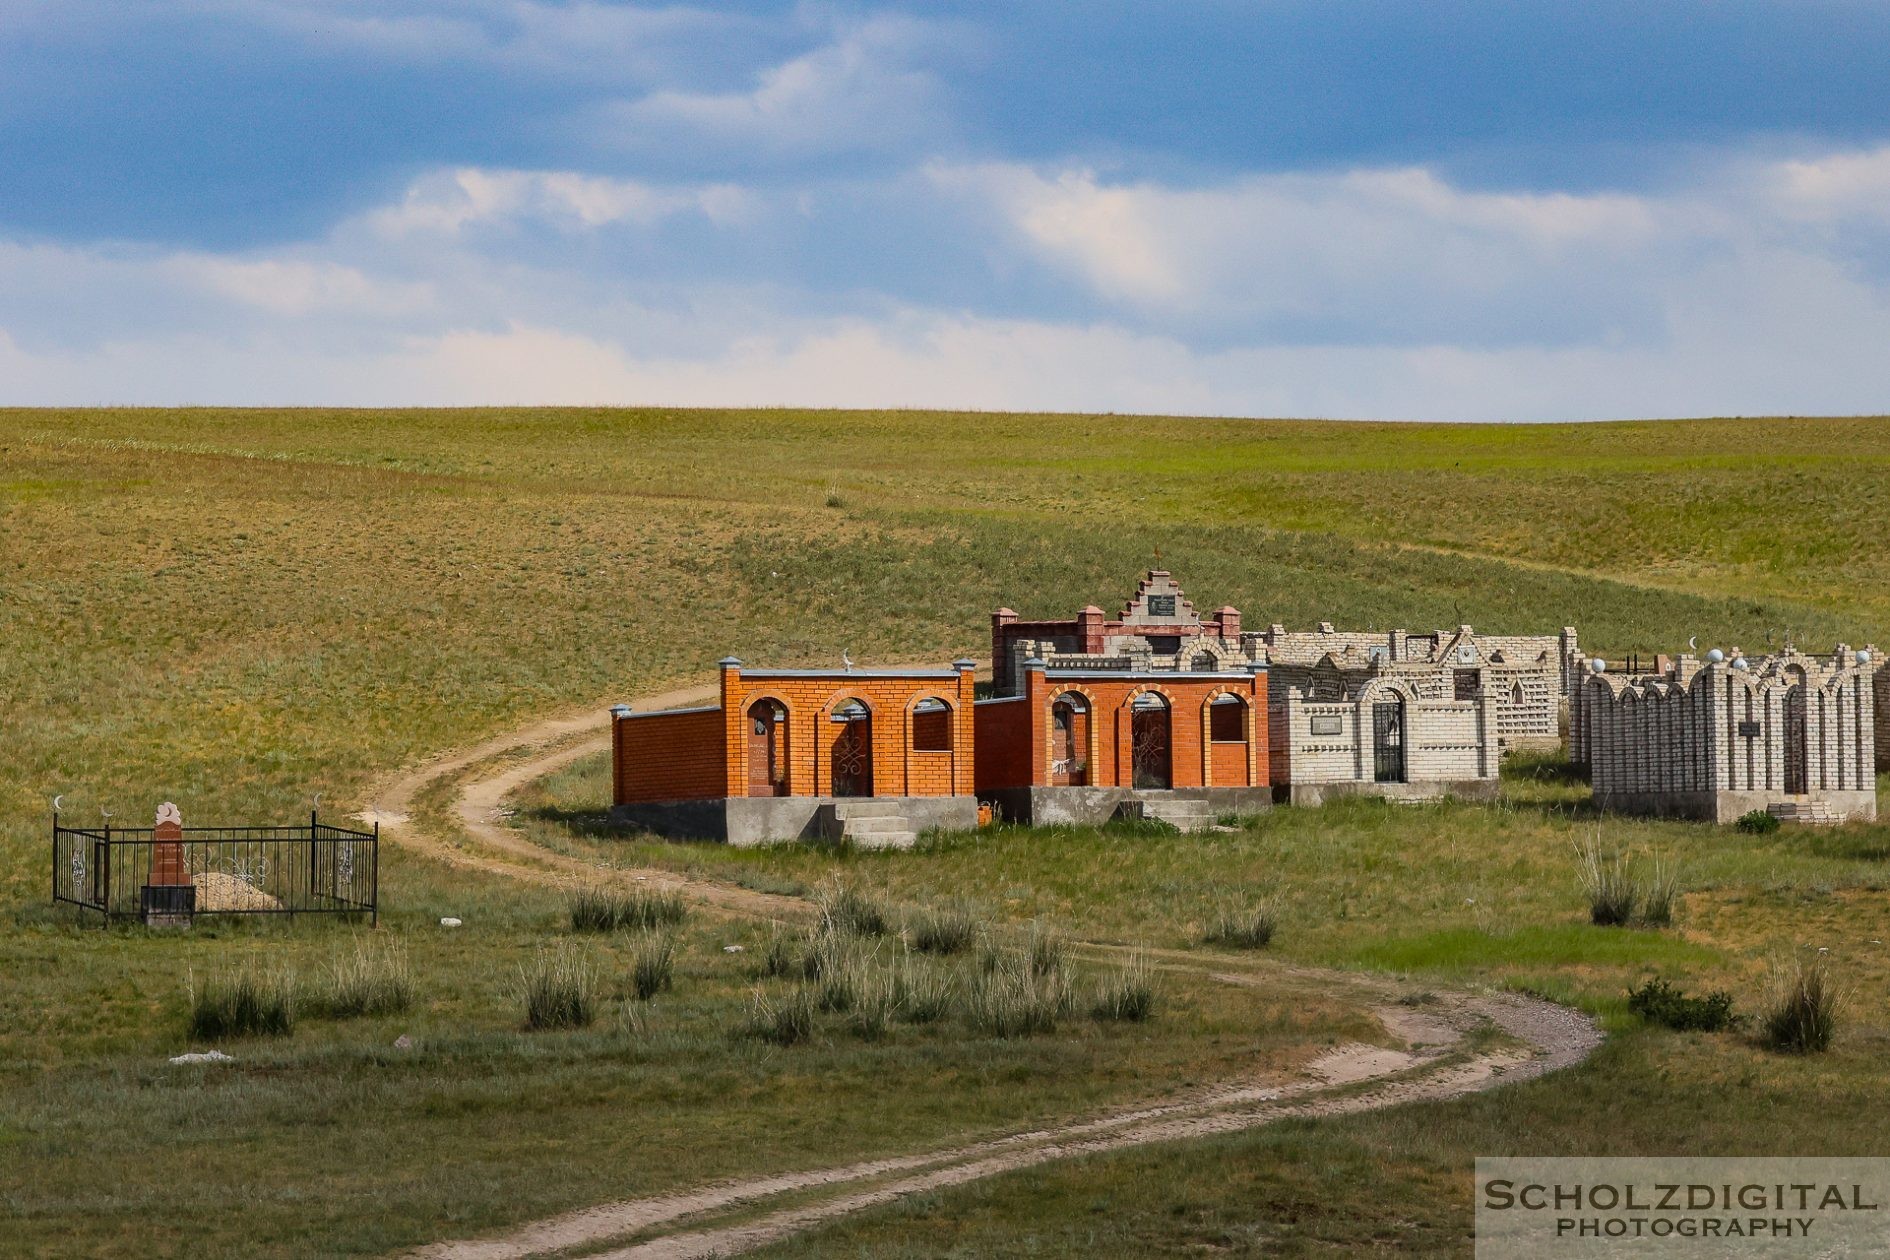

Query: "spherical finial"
<box><xmin>1731</xmin><ymin>657</ymin><xmax>1748</xmax><ymax>671</ymax></box>
<box><xmin>1589</xmin><ymin>658</ymin><xmax>1606</xmax><ymax>674</ymax></box>
<box><xmin>1858</xmin><ymin>649</ymin><xmax>1873</xmax><ymax>666</ymax></box>
<box><xmin>1706</xmin><ymin>648</ymin><xmax>1725</xmax><ymax>664</ymax></box>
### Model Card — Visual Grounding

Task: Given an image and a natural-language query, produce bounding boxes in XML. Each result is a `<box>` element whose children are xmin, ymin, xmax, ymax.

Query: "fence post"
<box><xmin>49</xmin><ymin>813</ymin><xmax>56</xmax><ymax>910</ymax></box>
<box><xmin>306</xmin><ymin>808</ymin><xmax>320</xmax><ymax>919</ymax></box>
<box><xmin>372</xmin><ymin>820</ymin><xmax>380</xmax><ymax>928</ymax></box>
<box><xmin>101</xmin><ymin>821</ymin><xmax>111</xmax><ymax>926</ymax></box>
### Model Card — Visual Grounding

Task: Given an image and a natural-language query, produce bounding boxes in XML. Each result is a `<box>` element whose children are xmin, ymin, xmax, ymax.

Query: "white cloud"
<box><xmin>929</xmin><ymin>161</ymin><xmax>1666</xmax><ymax>330</ymax></box>
<box><xmin>6</xmin><ymin>146</ymin><xmax>1890</xmax><ymax>419</ymax></box>
<box><xmin>366</xmin><ymin>167</ymin><xmax>757</xmax><ymax>236</ymax></box>
<box><xmin>602</xmin><ymin>15</ymin><xmax>956</xmax><ymax>159</ymax></box>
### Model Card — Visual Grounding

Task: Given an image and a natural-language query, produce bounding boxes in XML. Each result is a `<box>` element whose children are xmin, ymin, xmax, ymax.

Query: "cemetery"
<box><xmin>605</xmin><ymin>569</ymin><xmax>1881</xmax><ymax>844</ymax></box>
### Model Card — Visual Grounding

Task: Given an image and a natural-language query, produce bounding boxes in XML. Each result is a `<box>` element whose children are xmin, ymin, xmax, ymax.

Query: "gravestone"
<box><xmin>142</xmin><ymin>801</ymin><xmax>195</xmax><ymax>926</ymax></box>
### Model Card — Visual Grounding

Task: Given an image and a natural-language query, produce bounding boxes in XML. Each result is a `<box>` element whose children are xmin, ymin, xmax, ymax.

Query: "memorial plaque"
<box><xmin>1147</xmin><ymin>594</ymin><xmax>1177</xmax><ymax>617</ymax></box>
<box><xmin>1311</xmin><ymin>715</ymin><xmax>1344</xmax><ymax>736</ymax></box>
<box><xmin>1739</xmin><ymin>719</ymin><xmax>1762</xmax><ymax>737</ymax></box>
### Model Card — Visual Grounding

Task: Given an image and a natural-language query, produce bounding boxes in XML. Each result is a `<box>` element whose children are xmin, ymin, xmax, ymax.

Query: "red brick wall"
<box><xmin>974</xmin><ymin>699</ymin><xmax>1033</xmax><ymax>789</ymax></box>
<box><xmin>912</xmin><ymin>707</ymin><xmax>952</xmax><ymax>751</ymax></box>
<box><xmin>718</xmin><ymin>665</ymin><xmax>978</xmax><ymax>798</ymax></box>
<box><xmin>992</xmin><ymin>669</ymin><xmax>1268</xmax><ymax>790</ymax></box>
<box><xmin>1211</xmin><ymin>738</ymin><xmax>1251</xmax><ymax>787</ymax></box>
<box><xmin>614</xmin><ymin>708</ymin><xmax>726</xmax><ymax>803</ymax></box>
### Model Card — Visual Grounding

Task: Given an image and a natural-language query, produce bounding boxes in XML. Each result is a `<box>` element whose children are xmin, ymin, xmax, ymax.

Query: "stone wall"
<box><xmin>1582</xmin><ymin>647</ymin><xmax>1877</xmax><ymax>822</ymax></box>
<box><xmin>1267</xmin><ymin>675</ymin><xmax>1497</xmax><ymax>800</ymax></box>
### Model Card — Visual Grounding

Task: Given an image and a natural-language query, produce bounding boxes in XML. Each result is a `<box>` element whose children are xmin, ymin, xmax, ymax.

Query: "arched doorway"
<box><xmin>1130</xmin><ymin>692</ymin><xmax>1172</xmax><ymax>789</ymax></box>
<box><xmin>1208</xmin><ymin>692</ymin><xmax>1249</xmax><ymax>786</ymax></box>
<box><xmin>830</xmin><ymin>700</ymin><xmax>873</xmax><ymax>796</ymax></box>
<box><xmin>1371</xmin><ymin>694</ymin><xmax>1406</xmax><ymax>784</ymax></box>
<box><xmin>1784</xmin><ymin>683</ymin><xmax>1809</xmax><ymax>794</ymax></box>
<box><xmin>1051</xmin><ymin>692</ymin><xmax>1089</xmax><ymax>786</ymax></box>
<box><xmin>746</xmin><ymin>698</ymin><xmax>788</xmax><ymax>797</ymax></box>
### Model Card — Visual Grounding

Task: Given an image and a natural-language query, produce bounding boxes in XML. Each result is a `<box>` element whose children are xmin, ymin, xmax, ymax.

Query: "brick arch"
<box><xmin>738</xmin><ymin>693</ymin><xmax>794</xmax><ymax>798</ymax></box>
<box><xmin>1120</xmin><ymin>685</ymin><xmax>1176</xmax><ymax>789</ymax></box>
<box><xmin>1200</xmin><ymin>686</ymin><xmax>1254</xmax><ymax>787</ymax></box>
<box><xmin>1044</xmin><ymin>686</ymin><xmax>1100</xmax><ymax>786</ymax></box>
<box><xmin>818</xmin><ymin>693</ymin><xmax>877</xmax><ymax>797</ymax></box>
<box><xmin>902</xmin><ymin>693</ymin><xmax>959</xmax><ymax>796</ymax></box>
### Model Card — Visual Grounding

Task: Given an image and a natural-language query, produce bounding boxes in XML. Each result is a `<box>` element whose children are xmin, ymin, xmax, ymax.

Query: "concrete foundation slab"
<box><xmin>980</xmin><ymin>786</ymin><xmax>1272</xmax><ymax>828</ymax></box>
<box><xmin>607</xmin><ymin>796</ymin><xmax>979</xmax><ymax>846</ymax></box>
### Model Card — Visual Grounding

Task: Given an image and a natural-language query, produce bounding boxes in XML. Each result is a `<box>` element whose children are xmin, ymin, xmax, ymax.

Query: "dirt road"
<box><xmin>375</xmin><ymin>682</ymin><xmax>1603</xmax><ymax>1260</ymax></box>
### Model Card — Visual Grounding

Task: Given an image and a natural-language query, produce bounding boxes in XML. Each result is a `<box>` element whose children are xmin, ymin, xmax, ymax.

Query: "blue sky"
<box><xmin>4</xmin><ymin>1</ymin><xmax>1890</xmax><ymax>418</ymax></box>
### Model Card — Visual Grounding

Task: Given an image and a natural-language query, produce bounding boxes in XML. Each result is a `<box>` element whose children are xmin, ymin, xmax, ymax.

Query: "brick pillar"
<box><xmin>610</xmin><ymin>704</ymin><xmax>632</xmax><ymax>805</ymax></box>
<box><xmin>954</xmin><ymin>658</ymin><xmax>978</xmax><ymax>795</ymax></box>
<box><xmin>1024</xmin><ymin>658</ymin><xmax>1049</xmax><ymax>786</ymax></box>
<box><xmin>1249</xmin><ymin>662</ymin><xmax>1269</xmax><ymax>787</ymax></box>
<box><xmin>1078</xmin><ymin>606</ymin><xmax>1105</xmax><ymax>654</ymax></box>
<box><xmin>992</xmin><ymin>609</ymin><xmax>1018</xmax><ymax>693</ymax></box>
<box><xmin>1216</xmin><ymin>606</ymin><xmax>1241</xmax><ymax>641</ymax></box>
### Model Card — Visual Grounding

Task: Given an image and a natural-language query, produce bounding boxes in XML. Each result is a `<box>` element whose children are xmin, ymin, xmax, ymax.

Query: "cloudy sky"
<box><xmin>4</xmin><ymin>1</ymin><xmax>1890</xmax><ymax>419</ymax></box>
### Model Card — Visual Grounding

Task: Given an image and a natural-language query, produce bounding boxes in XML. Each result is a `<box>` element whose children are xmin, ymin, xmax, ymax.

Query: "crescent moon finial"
<box><xmin>1688</xmin><ymin>635</ymin><xmax>1698</xmax><ymax>651</ymax></box>
<box><xmin>313</xmin><ymin>792</ymin><xmax>322</xmax><ymax>811</ymax></box>
<box><xmin>52</xmin><ymin>794</ymin><xmax>63</xmax><ymax>814</ymax></box>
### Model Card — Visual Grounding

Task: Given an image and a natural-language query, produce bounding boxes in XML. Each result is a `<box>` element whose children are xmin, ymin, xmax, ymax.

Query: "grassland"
<box><xmin>4</xmin><ymin>407</ymin><xmax>1890</xmax><ymax>1258</ymax></box>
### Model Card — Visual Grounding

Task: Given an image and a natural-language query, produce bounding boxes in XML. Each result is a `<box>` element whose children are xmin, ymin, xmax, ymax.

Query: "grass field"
<box><xmin>4</xmin><ymin>407</ymin><xmax>1890</xmax><ymax>1258</ymax></box>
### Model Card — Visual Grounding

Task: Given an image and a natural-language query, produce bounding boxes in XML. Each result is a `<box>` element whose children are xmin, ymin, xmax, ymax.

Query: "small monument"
<box><xmin>142</xmin><ymin>801</ymin><xmax>196</xmax><ymax>926</ymax></box>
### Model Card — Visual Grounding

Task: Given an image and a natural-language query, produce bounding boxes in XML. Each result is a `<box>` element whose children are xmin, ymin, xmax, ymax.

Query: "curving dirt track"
<box><xmin>376</xmin><ymin>680</ymin><xmax>1604</xmax><ymax>1260</ymax></box>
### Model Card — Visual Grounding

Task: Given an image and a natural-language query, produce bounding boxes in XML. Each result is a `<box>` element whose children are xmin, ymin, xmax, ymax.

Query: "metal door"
<box><xmin>1131</xmin><ymin>704</ymin><xmax>1171</xmax><ymax>789</ymax></box>
<box><xmin>830</xmin><ymin>709</ymin><xmax>872</xmax><ymax>797</ymax></box>
<box><xmin>1372</xmin><ymin>700</ymin><xmax>1406</xmax><ymax>783</ymax></box>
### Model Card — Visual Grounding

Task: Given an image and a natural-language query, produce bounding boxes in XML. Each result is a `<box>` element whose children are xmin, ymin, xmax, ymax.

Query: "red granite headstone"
<box><xmin>143</xmin><ymin>802</ymin><xmax>193</xmax><ymax>924</ymax></box>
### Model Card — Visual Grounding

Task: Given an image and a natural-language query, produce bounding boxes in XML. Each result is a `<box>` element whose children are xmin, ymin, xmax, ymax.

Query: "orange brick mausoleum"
<box><xmin>611</xmin><ymin>658</ymin><xmax>982</xmax><ymax>845</ymax></box>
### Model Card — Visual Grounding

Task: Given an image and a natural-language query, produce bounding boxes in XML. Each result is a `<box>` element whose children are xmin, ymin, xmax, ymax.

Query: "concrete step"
<box><xmin>1768</xmin><ymin>800</ymin><xmax>1843</xmax><ymax>826</ymax></box>
<box><xmin>848</xmin><ymin>829</ymin><xmax>917</xmax><ymax>850</ymax></box>
<box><xmin>1120</xmin><ymin>796</ymin><xmax>1216</xmax><ymax>833</ymax></box>
<box><xmin>842</xmin><ymin>815</ymin><xmax>912</xmax><ymax>834</ymax></box>
<box><xmin>831</xmin><ymin>800</ymin><xmax>908</xmax><ymax>819</ymax></box>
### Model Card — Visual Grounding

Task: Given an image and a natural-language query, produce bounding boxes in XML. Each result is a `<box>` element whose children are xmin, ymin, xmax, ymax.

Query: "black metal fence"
<box><xmin>52</xmin><ymin>812</ymin><xmax>378</xmax><ymax>925</ymax></box>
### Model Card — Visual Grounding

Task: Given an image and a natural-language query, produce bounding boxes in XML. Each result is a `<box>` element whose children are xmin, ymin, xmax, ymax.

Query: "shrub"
<box><xmin>1638</xmin><ymin>852</ymin><xmax>1682</xmax><ymax>927</ymax></box>
<box><xmin>1737</xmin><ymin>809</ymin><xmax>1782</xmax><ymax>835</ymax></box>
<box><xmin>908</xmin><ymin>904</ymin><xmax>979</xmax><ymax>955</ymax></box>
<box><xmin>569</xmin><ymin>886</ymin><xmax>688</xmax><ymax>933</ymax></box>
<box><xmin>890</xmin><ymin>960</ymin><xmax>954</xmax><ymax>1025</ymax></box>
<box><xmin>758</xmin><ymin>925</ymin><xmax>799</xmax><ymax>979</ymax></box>
<box><xmin>520</xmin><ymin>948</ymin><xmax>597</xmax><ymax>1031</ymax></box>
<box><xmin>965</xmin><ymin>954</ymin><xmax>1073</xmax><ymax>1037</ymax></box>
<box><xmin>1576</xmin><ymin>834</ymin><xmax>1636</xmax><ymax>926</ymax></box>
<box><xmin>1204</xmin><ymin>900</ymin><xmax>1278</xmax><ymax>950</ymax></box>
<box><xmin>1091</xmin><ymin>955</ymin><xmax>1158</xmax><ymax>1023</ymax></box>
<box><xmin>820</xmin><ymin>885</ymin><xmax>890</xmax><ymax>938</ymax></box>
<box><xmin>1763</xmin><ymin>954</ymin><xmax>1842</xmax><ymax>1053</ymax></box>
<box><xmin>814</xmin><ymin>943</ymin><xmax>874</xmax><ymax>1013</ymax></box>
<box><xmin>1626</xmin><ymin>977</ymin><xmax>1735</xmax><ymax>1032</ymax></box>
<box><xmin>744</xmin><ymin>986</ymin><xmax>815</xmax><ymax>1046</ymax></box>
<box><xmin>188</xmin><ymin>967</ymin><xmax>295</xmax><ymax>1040</ymax></box>
<box><xmin>1027</xmin><ymin>923</ymin><xmax>1065</xmax><ymax>978</ymax></box>
<box><xmin>848</xmin><ymin>976</ymin><xmax>896</xmax><ymax>1041</ymax></box>
<box><xmin>632</xmin><ymin>935</ymin><xmax>675</xmax><ymax>1002</ymax></box>
<box><xmin>305</xmin><ymin>944</ymin><xmax>413</xmax><ymax>1020</ymax></box>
